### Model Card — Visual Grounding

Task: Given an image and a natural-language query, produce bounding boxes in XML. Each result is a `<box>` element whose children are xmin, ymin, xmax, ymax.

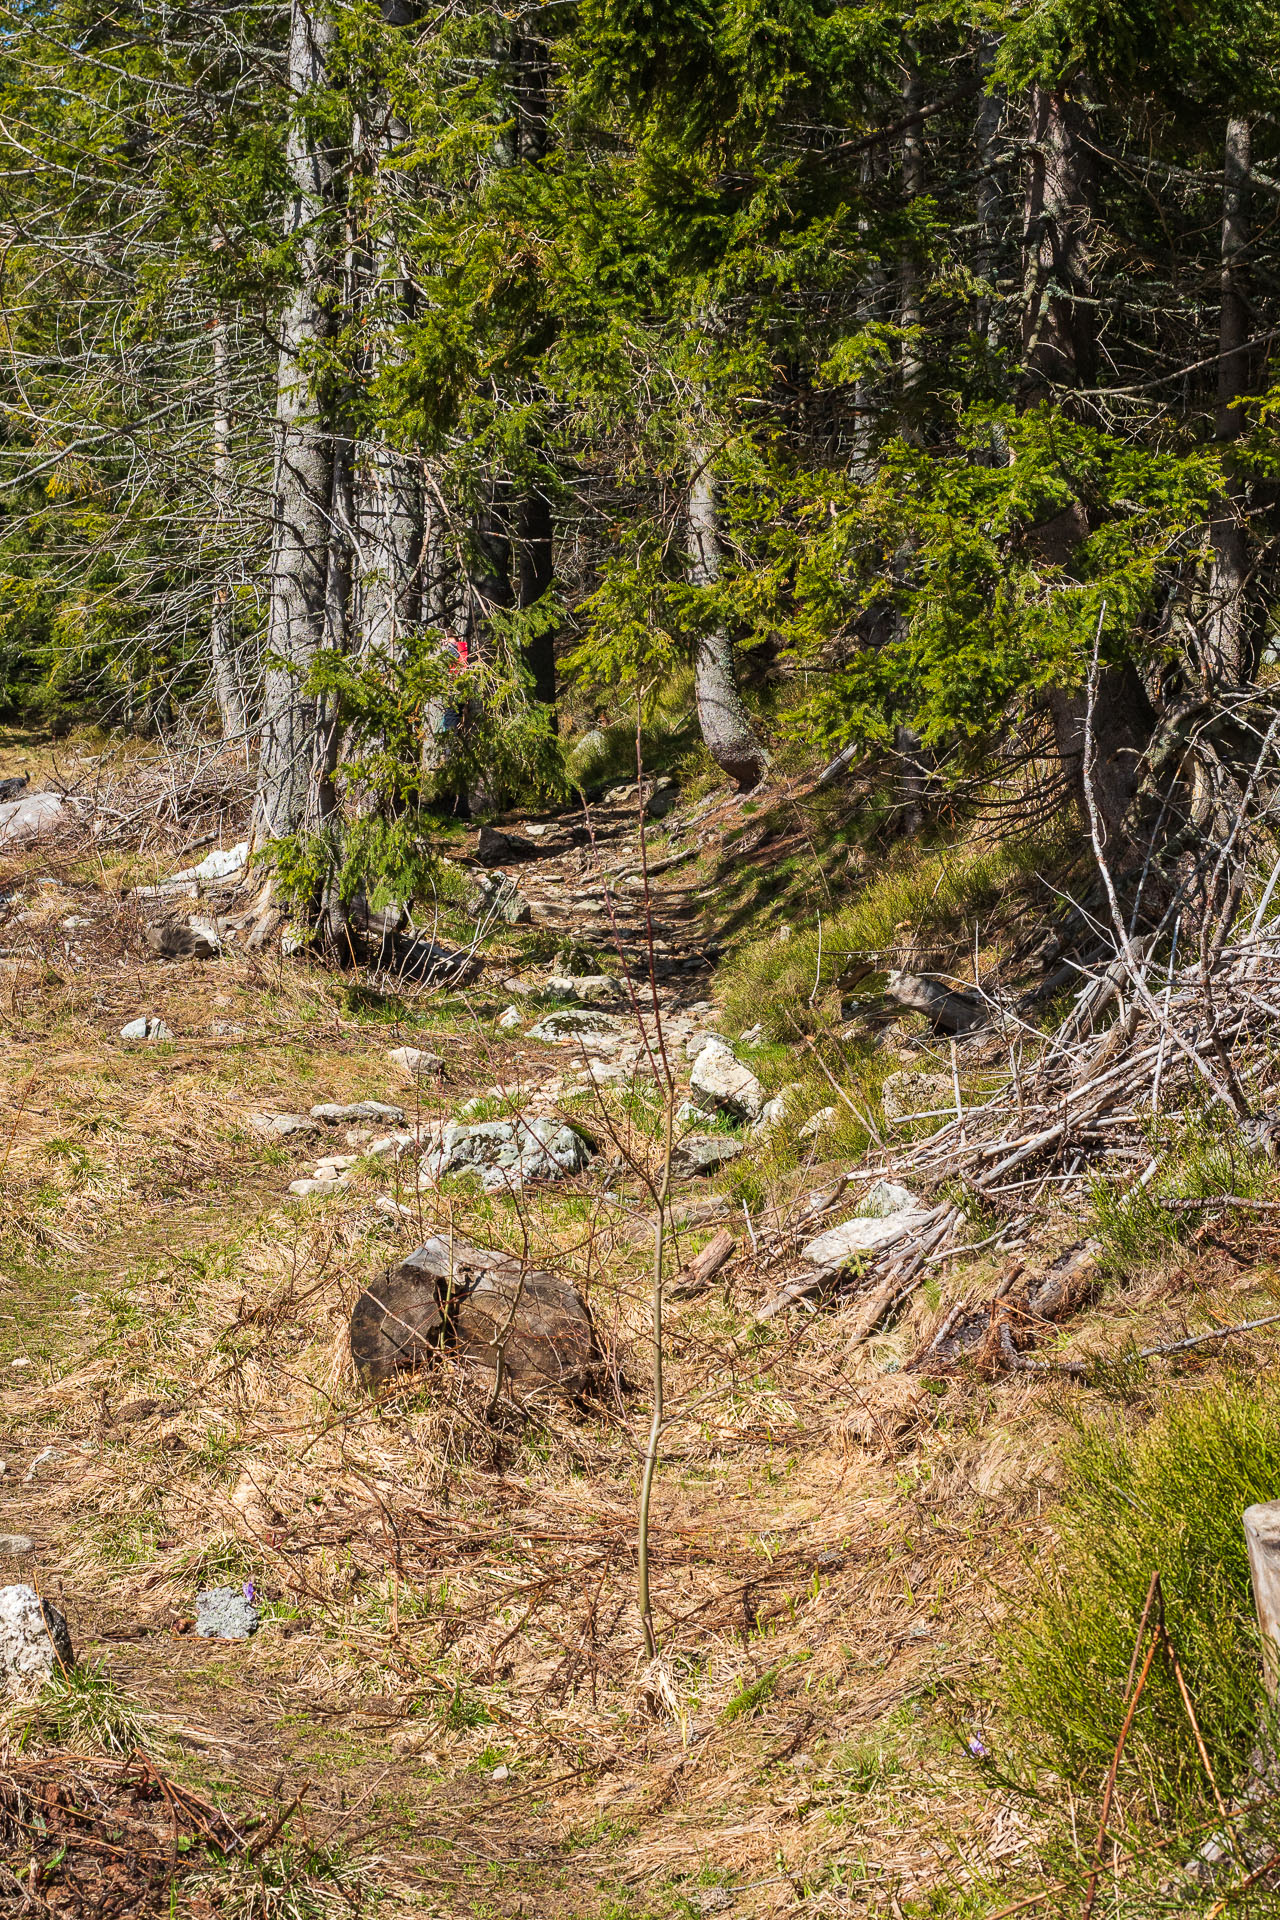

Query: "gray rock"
<box><xmin>801</xmin><ymin>1208</ymin><xmax>933</xmax><ymax>1272</ymax></box>
<box><xmin>476</xmin><ymin>825</ymin><xmax>541</xmax><ymax>867</ymax></box>
<box><xmin>689</xmin><ymin>1041</ymin><xmax>764</xmax><ymax>1123</ymax></box>
<box><xmin>419</xmin><ymin>1118</ymin><xmax>593</xmax><ymax>1193</ymax></box>
<box><xmin>859</xmin><ymin>1178</ymin><xmax>924</xmax><ymax>1216</ymax></box>
<box><xmin>311</xmin><ymin>1100</ymin><xmax>406</xmax><ymax>1124</ymax></box>
<box><xmin>387</xmin><ymin>1045</ymin><xmax>443</xmax><ymax>1079</ymax></box>
<box><xmin>881</xmin><ymin>1068</ymin><xmax>953</xmax><ymax>1124</ymax></box>
<box><xmin>0</xmin><ymin>791</ymin><xmax>65</xmax><ymax>848</ymax></box>
<box><xmin>0</xmin><ymin>1537</ymin><xmax>34</xmax><ymax>1556</ymax></box>
<box><xmin>645</xmin><ymin>780</ymin><xmax>679</xmax><ymax>819</ymax></box>
<box><xmin>211</xmin><ymin>1020</ymin><xmax>247</xmax><ymax>1038</ymax></box>
<box><xmin>884</xmin><ymin>969</ymin><xmax>987</xmax><ymax>1035</ymax></box>
<box><xmin>497</xmin><ymin>1005</ymin><xmax>524</xmax><ymax>1031</ymax></box>
<box><xmin>120</xmin><ymin>1016</ymin><xmax>174</xmax><ymax>1042</ymax></box>
<box><xmin>527</xmin><ymin>1008</ymin><xmax>622</xmax><ymax>1045</ymax></box>
<box><xmin>288</xmin><ymin>1176</ymin><xmax>346</xmax><ymax>1198</ymax></box>
<box><xmin>684</xmin><ymin>1029</ymin><xmax>727</xmax><ymax>1060</ymax></box>
<box><xmin>0</xmin><ymin>1585</ymin><xmax>73</xmax><ymax>1693</ymax></box>
<box><xmin>250</xmin><ymin>1112</ymin><xmax>318</xmax><ymax>1140</ymax></box>
<box><xmin>471</xmin><ymin>871</ymin><xmax>532</xmax><ymax>925</ymax></box>
<box><xmin>798</xmin><ymin>1106</ymin><xmax>839</xmax><ymax>1141</ymax></box>
<box><xmin>144</xmin><ymin>916</ymin><xmax>221</xmax><ymax>960</ymax></box>
<box><xmin>544</xmin><ymin>974</ymin><xmax>622</xmax><ymax>1005</ymax></box>
<box><xmin>671</xmin><ymin>1133</ymin><xmax>746</xmax><ymax>1177</ymax></box>
<box><xmin>195</xmin><ymin>1586</ymin><xmax>260</xmax><ymax>1640</ymax></box>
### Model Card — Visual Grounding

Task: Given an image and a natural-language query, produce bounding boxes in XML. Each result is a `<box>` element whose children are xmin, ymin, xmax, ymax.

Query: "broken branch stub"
<box><xmin>351</xmin><ymin>1236</ymin><xmax>596</xmax><ymax>1396</ymax></box>
<box><xmin>884</xmin><ymin>969</ymin><xmax>987</xmax><ymax>1035</ymax></box>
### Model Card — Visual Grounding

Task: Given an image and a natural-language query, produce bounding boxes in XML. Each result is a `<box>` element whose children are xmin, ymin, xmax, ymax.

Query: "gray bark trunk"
<box><xmin>899</xmin><ymin>61</ymin><xmax>925</xmax><ymax>410</ymax></box>
<box><xmin>253</xmin><ymin>0</ymin><xmax>340</xmax><ymax>844</ymax></box>
<box><xmin>1205</xmin><ymin>115</ymin><xmax>1252</xmax><ymax>687</ymax></box>
<box><xmin>974</xmin><ymin>40</ymin><xmax>1006</xmax><ymax>347</ymax></box>
<box><xmin>210</xmin><ymin>314</ymin><xmax>246</xmax><ymax>746</ymax></box>
<box><xmin>688</xmin><ymin>452</ymin><xmax>767</xmax><ymax>791</ymax></box>
<box><xmin>1020</xmin><ymin>84</ymin><xmax>1095</xmax><ymax>402</ymax></box>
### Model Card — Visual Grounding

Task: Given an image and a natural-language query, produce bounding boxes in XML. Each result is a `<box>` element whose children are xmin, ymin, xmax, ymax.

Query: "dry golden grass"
<box><xmin>3</xmin><ymin>785</ymin><xmax>1279</xmax><ymax>1920</ymax></box>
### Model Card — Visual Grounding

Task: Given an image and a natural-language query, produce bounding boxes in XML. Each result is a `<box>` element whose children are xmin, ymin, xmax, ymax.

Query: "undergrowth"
<box><xmin>998</xmin><ymin>1380</ymin><xmax>1280</xmax><ymax>1815</ymax></box>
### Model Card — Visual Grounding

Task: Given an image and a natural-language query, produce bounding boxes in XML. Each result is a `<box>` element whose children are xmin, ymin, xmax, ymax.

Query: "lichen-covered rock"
<box><xmin>527</xmin><ymin>1008</ymin><xmax>622</xmax><ymax>1044</ymax></box>
<box><xmin>387</xmin><ymin>1046</ymin><xmax>444</xmax><ymax>1079</ymax></box>
<box><xmin>471</xmin><ymin>872</ymin><xmax>532</xmax><ymax>925</ymax></box>
<box><xmin>671</xmin><ymin>1133</ymin><xmax>745</xmax><ymax>1177</ymax></box>
<box><xmin>250</xmin><ymin>1112</ymin><xmax>317</xmax><ymax>1140</ymax></box>
<box><xmin>801</xmin><ymin>1208</ymin><xmax>932</xmax><ymax>1272</ymax></box>
<box><xmin>311</xmin><ymin>1100</ymin><xmax>405</xmax><ymax>1124</ymax></box>
<box><xmin>543</xmin><ymin>974</ymin><xmax>622</xmax><ymax>1005</ymax></box>
<box><xmin>120</xmin><ymin>1016</ymin><xmax>174</xmax><ymax>1042</ymax></box>
<box><xmin>689</xmin><ymin>1040</ymin><xmax>764</xmax><ymax>1122</ymax></box>
<box><xmin>418</xmin><ymin>1117</ymin><xmax>592</xmax><ymax>1192</ymax></box>
<box><xmin>196</xmin><ymin>1586</ymin><xmax>260</xmax><ymax>1640</ymax></box>
<box><xmin>0</xmin><ymin>1585</ymin><xmax>73</xmax><ymax>1694</ymax></box>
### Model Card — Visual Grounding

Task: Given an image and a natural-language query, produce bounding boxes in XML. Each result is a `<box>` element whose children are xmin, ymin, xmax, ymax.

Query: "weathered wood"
<box><xmin>668</xmin><ymin>1226</ymin><xmax>736</xmax><ymax>1302</ymax></box>
<box><xmin>1244</xmin><ymin>1501</ymin><xmax>1280</xmax><ymax>1698</ymax></box>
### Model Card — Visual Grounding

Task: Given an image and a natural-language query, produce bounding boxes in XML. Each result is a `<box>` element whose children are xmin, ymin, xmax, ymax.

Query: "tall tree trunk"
<box><xmin>899</xmin><ymin>59</ymin><xmax>925</xmax><ymax>415</ymax></box>
<box><xmin>517</xmin><ymin>483</ymin><xmax>556</xmax><ymax>706</ymax></box>
<box><xmin>210</xmin><ymin>312</ymin><xmax>246</xmax><ymax>746</ymax></box>
<box><xmin>688</xmin><ymin>450</ymin><xmax>767</xmax><ymax>791</ymax></box>
<box><xmin>253</xmin><ymin>0</ymin><xmax>341</xmax><ymax>844</ymax></box>
<box><xmin>974</xmin><ymin>39</ymin><xmax>1005</xmax><ymax>349</ymax></box>
<box><xmin>1020</xmin><ymin>84</ymin><xmax>1095</xmax><ymax>404</ymax></box>
<box><xmin>1205</xmin><ymin>115</ymin><xmax>1252</xmax><ymax>687</ymax></box>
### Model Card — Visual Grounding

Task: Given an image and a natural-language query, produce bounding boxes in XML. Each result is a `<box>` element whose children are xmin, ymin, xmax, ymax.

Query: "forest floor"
<box><xmin>1</xmin><ymin>729</ymin><xmax>1279</xmax><ymax>1920</ymax></box>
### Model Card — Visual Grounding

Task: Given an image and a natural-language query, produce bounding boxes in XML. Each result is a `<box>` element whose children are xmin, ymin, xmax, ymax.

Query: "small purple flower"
<box><xmin>967</xmin><ymin>1736</ymin><xmax>988</xmax><ymax>1759</ymax></box>
<box><xmin>243</xmin><ymin>1581</ymin><xmax>256</xmax><ymax>1603</ymax></box>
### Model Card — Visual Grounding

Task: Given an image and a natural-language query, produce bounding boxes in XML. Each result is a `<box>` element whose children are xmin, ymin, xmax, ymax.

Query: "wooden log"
<box><xmin>668</xmin><ymin>1226</ymin><xmax>736</xmax><ymax>1302</ymax></box>
<box><xmin>1244</xmin><ymin>1501</ymin><xmax>1280</xmax><ymax>1698</ymax></box>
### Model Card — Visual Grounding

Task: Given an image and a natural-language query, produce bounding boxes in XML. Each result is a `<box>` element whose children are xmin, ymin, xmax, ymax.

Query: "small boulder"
<box><xmin>528</xmin><ymin>1009</ymin><xmax>622</xmax><ymax>1045</ymax></box>
<box><xmin>0</xmin><ymin>791</ymin><xmax>64</xmax><ymax>848</ymax></box>
<box><xmin>120</xmin><ymin>1016</ymin><xmax>174</xmax><ymax>1042</ymax></box>
<box><xmin>860</xmin><ymin>1178</ymin><xmax>924</xmax><ymax>1216</ymax></box>
<box><xmin>388</xmin><ymin>1045</ymin><xmax>443</xmax><ymax>1079</ymax></box>
<box><xmin>798</xmin><ymin>1106</ymin><xmax>839</xmax><ymax>1141</ymax></box>
<box><xmin>0</xmin><ymin>1585</ymin><xmax>73</xmax><ymax>1694</ymax></box>
<box><xmin>476</xmin><ymin>825</ymin><xmax>541</xmax><ymax>867</ymax></box>
<box><xmin>671</xmin><ymin>1133</ymin><xmax>746</xmax><ymax>1177</ymax></box>
<box><xmin>145</xmin><ymin>917</ymin><xmax>221</xmax><ymax>960</ymax></box>
<box><xmin>288</xmin><ymin>1177</ymin><xmax>346</xmax><ymax>1198</ymax></box>
<box><xmin>544</xmin><ymin>975</ymin><xmax>622</xmax><ymax>1005</ymax></box>
<box><xmin>419</xmin><ymin>1117</ymin><xmax>592</xmax><ymax>1192</ymax></box>
<box><xmin>250</xmin><ymin>1112</ymin><xmax>318</xmax><ymax>1140</ymax></box>
<box><xmin>196</xmin><ymin>1586</ymin><xmax>259</xmax><ymax>1640</ymax></box>
<box><xmin>311</xmin><ymin>1100</ymin><xmax>406</xmax><ymax>1125</ymax></box>
<box><xmin>801</xmin><ymin>1208</ymin><xmax>932</xmax><ymax>1272</ymax></box>
<box><xmin>689</xmin><ymin>1040</ymin><xmax>764</xmax><ymax>1123</ymax></box>
<box><xmin>471</xmin><ymin>871</ymin><xmax>532</xmax><ymax>925</ymax></box>
<box><xmin>884</xmin><ymin>970</ymin><xmax>986</xmax><ymax>1035</ymax></box>
<box><xmin>0</xmin><ymin>1537</ymin><xmax>33</xmax><ymax>1556</ymax></box>
<box><xmin>497</xmin><ymin>1006</ymin><xmax>524</xmax><ymax>1031</ymax></box>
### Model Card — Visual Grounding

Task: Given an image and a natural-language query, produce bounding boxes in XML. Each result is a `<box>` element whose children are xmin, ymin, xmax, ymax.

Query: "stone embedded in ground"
<box><xmin>884</xmin><ymin>969</ymin><xmax>986</xmax><ymax>1035</ymax></box>
<box><xmin>497</xmin><ymin>1005</ymin><xmax>524</xmax><ymax>1031</ymax></box>
<box><xmin>671</xmin><ymin>1132</ymin><xmax>746</xmax><ymax>1177</ymax></box>
<box><xmin>798</xmin><ymin>1106</ymin><xmax>839</xmax><ymax>1140</ymax></box>
<box><xmin>880</xmin><ymin>1068</ymin><xmax>953</xmax><ymax>1124</ymax></box>
<box><xmin>195</xmin><ymin>1586</ymin><xmax>260</xmax><ymax>1640</ymax></box>
<box><xmin>211</xmin><ymin>1020</ymin><xmax>247</xmax><ymax>1038</ymax></box>
<box><xmin>689</xmin><ymin>1040</ymin><xmax>764</xmax><ymax>1123</ymax></box>
<box><xmin>645</xmin><ymin>779</ymin><xmax>679</xmax><ymax>819</ymax></box>
<box><xmin>352</xmin><ymin>1236</ymin><xmax>595</xmax><ymax>1395</ymax></box>
<box><xmin>544</xmin><ymin>974</ymin><xmax>622</xmax><ymax>1005</ymax></box>
<box><xmin>476</xmin><ymin>825</ymin><xmax>540</xmax><ymax>866</ymax></box>
<box><xmin>145</xmin><ymin>917</ymin><xmax>221</xmax><ymax>960</ymax></box>
<box><xmin>311</xmin><ymin>1100</ymin><xmax>406</xmax><ymax>1124</ymax></box>
<box><xmin>0</xmin><ymin>1537</ymin><xmax>34</xmax><ymax>1556</ymax></box>
<box><xmin>684</xmin><ymin>1029</ymin><xmax>727</xmax><ymax>1060</ymax></box>
<box><xmin>471</xmin><ymin>872</ymin><xmax>532</xmax><ymax>925</ymax></box>
<box><xmin>737</xmin><ymin>1023</ymin><xmax>765</xmax><ymax>1047</ymax></box>
<box><xmin>418</xmin><ymin>1117</ymin><xmax>592</xmax><ymax>1192</ymax></box>
<box><xmin>860</xmin><ymin>1178</ymin><xmax>924</xmax><ymax>1217</ymax></box>
<box><xmin>527</xmin><ymin>1008</ymin><xmax>623</xmax><ymax>1044</ymax></box>
<box><xmin>120</xmin><ymin>1016</ymin><xmax>174</xmax><ymax>1042</ymax></box>
<box><xmin>288</xmin><ymin>1176</ymin><xmax>346</xmax><ymax>1197</ymax></box>
<box><xmin>801</xmin><ymin>1208</ymin><xmax>933</xmax><ymax>1272</ymax></box>
<box><xmin>387</xmin><ymin>1045</ymin><xmax>443</xmax><ymax>1079</ymax></box>
<box><xmin>250</xmin><ymin>1112</ymin><xmax>318</xmax><ymax>1139</ymax></box>
<box><xmin>0</xmin><ymin>1585</ymin><xmax>73</xmax><ymax>1694</ymax></box>
<box><xmin>0</xmin><ymin>791</ymin><xmax>65</xmax><ymax>848</ymax></box>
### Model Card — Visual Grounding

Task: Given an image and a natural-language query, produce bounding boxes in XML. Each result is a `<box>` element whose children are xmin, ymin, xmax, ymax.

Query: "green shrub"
<box><xmin>1091</xmin><ymin>1113</ymin><xmax>1275</xmax><ymax>1274</ymax></box>
<box><xmin>999</xmin><ymin>1384</ymin><xmax>1280</xmax><ymax>1814</ymax></box>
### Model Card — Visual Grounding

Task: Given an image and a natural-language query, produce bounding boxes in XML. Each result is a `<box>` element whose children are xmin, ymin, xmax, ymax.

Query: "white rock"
<box><xmin>23</xmin><ymin>1448</ymin><xmax>60</xmax><ymax>1483</ymax></box>
<box><xmin>288</xmin><ymin>1177</ymin><xmax>346</xmax><ymax>1197</ymax></box>
<box><xmin>0</xmin><ymin>792</ymin><xmax>64</xmax><ymax>847</ymax></box>
<box><xmin>801</xmin><ymin>1209</ymin><xmax>933</xmax><ymax>1271</ymax></box>
<box><xmin>311</xmin><ymin>1100</ymin><xmax>405</xmax><ymax>1124</ymax></box>
<box><xmin>168</xmin><ymin>842</ymin><xmax>249</xmax><ymax>886</ymax></box>
<box><xmin>859</xmin><ymin>1178</ymin><xmax>924</xmax><ymax>1216</ymax></box>
<box><xmin>497</xmin><ymin>1006</ymin><xmax>524</xmax><ymax>1031</ymax></box>
<box><xmin>738</xmin><ymin>1023</ymin><xmax>765</xmax><ymax>1047</ymax></box>
<box><xmin>388</xmin><ymin>1045</ymin><xmax>443</xmax><ymax>1079</ymax></box>
<box><xmin>545</xmin><ymin>974</ymin><xmax>622</xmax><ymax>1005</ymax></box>
<box><xmin>491</xmin><ymin>1764</ymin><xmax>510</xmax><ymax>1782</ymax></box>
<box><xmin>0</xmin><ymin>1585</ymin><xmax>73</xmax><ymax>1695</ymax></box>
<box><xmin>684</xmin><ymin>1030</ymin><xmax>727</xmax><ymax>1060</ymax></box>
<box><xmin>417</xmin><ymin>1117</ymin><xmax>592</xmax><ymax>1193</ymax></box>
<box><xmin>120</xmin><ymin>1016</ymin><xmax>174</xmax><ymax>1042</ymax></box>
<box><xmin>798</xmin><ymin>1106</ymin><xmax>839</xmax><ymax>1141</ymax></box>
<box><xmin>689</xmin><ymin>1040</ymin><xmax>764</xmax><ymax>1123</ymax></box>
<box><xmin>367</xmin><ymin>1132</ymin><xmax>417</xmax><ymax>1161</ymax></box>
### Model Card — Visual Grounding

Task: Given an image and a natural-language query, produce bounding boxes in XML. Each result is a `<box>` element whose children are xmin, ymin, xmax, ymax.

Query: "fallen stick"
<box><xmin>1155</xmin><ymin>1194</ymin><xmax>1280</xmax><ymax>1213</ymax></box>
<box><xmin>1135</xmin><ymin>1312</ymin><xmax>1280</xmax><ymax>1358</ymax></box>
<box><xmin>667</xmin><ymin>1227</ymin><xmax>736</xmax><ymax>1302</ymax></box>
